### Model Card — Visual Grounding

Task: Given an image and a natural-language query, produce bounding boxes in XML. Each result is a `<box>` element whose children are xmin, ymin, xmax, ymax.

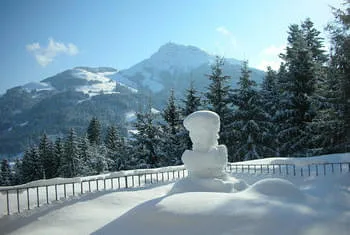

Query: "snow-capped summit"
<box><xmin>112</xmin><ymin>42</ymin><xmax>251</xmax><ymax>95</ymax></box>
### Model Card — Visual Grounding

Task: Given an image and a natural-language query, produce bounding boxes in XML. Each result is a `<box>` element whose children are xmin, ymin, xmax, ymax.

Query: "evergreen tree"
<box><xmin>325</xmin><ymin>1</ymin><xmax>350</xmax><ymax>152</ymax></box>
<box><xmin>161</xmin><ymin>89</ymin><xmax>184</xmax><ymax>165</ymax></box>
<box><xmin>0</xmin><ymin>159</ymin><xmax>12</xmax><ymax>186</ymax></box>
<box><xmin>277</xmin><ymin>19</ymin><xmax>326</xmax><ymax>156</ymax></box>
<box><xmin>181</xmin><ymin>81</ymin><xmax>202</xmax><ymax>150</ymax></box>
<box><xmin>87</xmin><ymin>117</ymin><xmax>101</xmax><ymax>145</ymax></box>
<box><xmin>53</xmin><ymin>137</ymin><xmax>64</xmax><ymax>176</ymax></box>
<box><xmin>105</xmin><ymin>126</ymin><xmax>126</xmax><ymax>171</ymax></box>
<box><xmin>60</xmin><ymin>128</ymin><xmax>81</xmax><ymax>177</ymax></box>
<box><xmin>260</xmin><ymin>66</ymin><xmax>280</xmax><ymax>155</ymax></box>
<box><xmin>39</xmin><ymin>133</ymin><xmax>57</xmax><ymax>179</ymax></box>
<box><xmin>205</xmin><ymin>56</ymin><xmax>232</xmax><ymax>155</ymax></box>
<box><xmin>231</xmin><ymin>61</ymin><xmax>274</xmax><ymax>161</ymax></box>
<box><xmin>132</xmin><ymin>106</ymin><xmax>162</xmax><ymax>168</ymax></box>
<box><xmin>22</xmin><ymin>146</ymin><xmax>43</xmax><ymax>183</ymax></box>
<box><xmin>181</xmin><ymin>81</ymin><xmax>201</xmax><ymax>117</ymax></box>
<box><xmin>12</xmin><ymin>158</ymin><xmax>23</xmax><ymax>185</ymax></box>
<box><xmin>78</xmin><ymin>135</ymin><xmax>94</xmax><ymax>175</ymax></box>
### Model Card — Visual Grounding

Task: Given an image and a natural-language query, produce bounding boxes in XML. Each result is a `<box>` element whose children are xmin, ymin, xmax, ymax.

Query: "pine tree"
<box><xmin>325</xmin><ymin>1</ymin><xmax>350</xmax><ymax>152</ymax></box>
<box><xmin>260</xmin><ymin>66</ymin><xmax>280</xmax><ymax>155</ymax></box>
<box><xmin>181</xmin><ymin>81</ymin><xmax>202</xmax><ymax>150</ymax></box>
<box><xmin>12</xmin><ymin>158</ymin><xmax>23</xmax><ymax>185</ymax></box>
<box><xmin>78</xmin><ymin>135</ymin><xmax>94</xmax><ymax>175</ymax></box>
<box><xmin>161</xmin><ymin>89</ymin><xmax>184</xmax><ymax>165</ymax></box>
<box><xmin>231</xmin><ymin>61</ymin><xmax>273</xmax><ymax>161</ymax></box>
<box><xmin>60</xmin><ymin>128</ymin><xmax>81</xmax><ymax>177</ymax></box>
<box><xmin>39</xmin><ymin>133</ymin><xmax>57</xmax><ymax>179</ymax></box>
<box><xmin>87</xmin><ymin>117</ymin><xmax>101</xmax><ymax>145</ymax></box>
<box><xmin>205</xmin><ymin>56</ymin><xmax>232</xmax><ymax>155</ymax></box>
<box><xmin>0</xmin><ymin>159</ymin><xmax>12</xmax><ymax>186</ymax></box>
<box><xmin>277</xmin><ymin>19</ymin><xmax>326</xmax><ymax>157</ymax></box>
<box><xmin>53</xmin><ymin>137</ymin><xmax>64</xmax><ymax>176</ymax></box>
<box><xmin>22</xmin><ymin>146</ymin><xmax>43</xmax><ymax>183</ymax></box>
<box><xmin>105</xmin><ymin>126</ymin><xmax>126</xmax><ymax>171</ymax></box>
<box><xmin>132</xmin><ymin>106</ymin><xmax>162</xmax><ymax>168</ymax></box>
<box><xmin>181</xmin><ymin>81</ymin><xmax>201</xmax><ymax>117</ymax></box>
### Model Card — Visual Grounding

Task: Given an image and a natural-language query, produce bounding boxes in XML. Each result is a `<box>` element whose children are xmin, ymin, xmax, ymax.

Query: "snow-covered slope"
<box><xmin>41</xmin><ymin>67</ymin><xmax>137</xmax><ymax>96</ymax></box>
<box><xmin>1</xmin><ymin>153</ymin><xmax>349</xmax><ymax>235</ymax></box>
<box><xmin>21</xmin><ymin>82</ymin><xmax>54</xmax><ymax>92</ymax></box>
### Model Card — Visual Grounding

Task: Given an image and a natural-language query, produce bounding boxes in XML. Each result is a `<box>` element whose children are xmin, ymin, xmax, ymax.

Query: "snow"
<box><xmin>22</xmin><ymin>82</ymin><xmax>54</xmax><ymax>92</ymax></box>
<box><xmin>125</xmin><ymin>111</ymin><xmax>136</xmax><ymax>121</ymax></box>
<box><xmin>19</xmin><ymin>121</ymin><xmax>28</xmax><ymax>127</ymax></box>
<box><xmin>0</xmin><ymin>154</ymin><xmax>349</xmax><ymax>235</ymax></box>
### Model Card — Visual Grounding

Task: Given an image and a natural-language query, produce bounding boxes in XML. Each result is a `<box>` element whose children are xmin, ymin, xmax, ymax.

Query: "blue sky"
<box><xmin>0</xmin><ymin>0</ymin><xmax>341</xmax><ymax>94</ymax></box>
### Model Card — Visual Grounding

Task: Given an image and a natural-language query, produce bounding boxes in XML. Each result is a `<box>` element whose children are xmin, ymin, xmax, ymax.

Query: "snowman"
<box><xmin>168</xmin><ymin>110</ymin><xmax>247</xmax><ymax>195</ymax></box>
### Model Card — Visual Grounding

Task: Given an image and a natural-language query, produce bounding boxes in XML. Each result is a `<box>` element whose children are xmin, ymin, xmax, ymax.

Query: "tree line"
<box><xmin>1</xmin><ymin>3</ymin><xmax>349</xmax><ymax>186</ymax></box>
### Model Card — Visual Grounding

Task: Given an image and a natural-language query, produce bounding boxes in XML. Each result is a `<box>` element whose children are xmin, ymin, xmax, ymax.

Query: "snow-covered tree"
<box><xmin>277</xmin><ymin>19</ymin><xmax>326</xmax><ymax>157</ymax></box>
<box><xmin>39</xmin><ymin>133</ymin><xmax>58</xmax><ymax>179</ymax></box>
<box><xmin>181</xmin><ymin>81</ymin><xmax>202</xmax><ymax>150</ymax></box>
<box><xmin>60</xmin><ymin>128</ymin><xmax>81</xmax><ymax>177</ymax></box>
<box><xmin>105</xmin><ymin>125</ymin><xmax>126</xmax><ymax>171</ymax></box>
<box><xmin>231</xmin><ymin>61</ymin><xmax>274</xmax><ymax>161</ymax></box>
<box><xmin>22</xmin><ymin>146</ymin><xmax>43</xmax><ymax>183</ymax></box>
<box><xmin>87</xmin><ymin>117</ymin><xmax>102</xmax><ymax>145</ymax></box>
<box><xmin>131</xmin><ymin>106</ymin><xmax>162</xmax><ymax>168</ymax></box>
<box><xmin>161</xmin><ymin>89</ymin><xmax>184</xmax><ymax>165</ymax></box>
<box><xmin>205</xmin><ymin>57</ymin><xmax>233</xmax><ymax>155</ymax></box>
<box><xmin>0</xmin><ymin>159</ymin><xmax>12</xmax><ymax>186</ymax></box>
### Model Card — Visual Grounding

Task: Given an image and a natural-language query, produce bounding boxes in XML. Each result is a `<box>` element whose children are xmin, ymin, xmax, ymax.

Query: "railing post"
<box><xmin>6</xmin><ymin>190</ymin><xmax>10</xmax><ymax>215</ymax></box>
<box><xmin>118</xmin><ymin>177</ymin><xmax>120</xmax><ymax>189</ymax></box>
<box><xmin>96</xmin><ymin>179</ymin><xmax>99</xmax><ymax>191</ymax></box>
<box><xmin>88</xmin><ymin>180</ymin><xmax>91</xmax><ymax>192</ymax></box>
<box><xmin>323</xmin><ymin>163</ymin><xmax>326</xmax><ymax>176</ymax></box>
<box><xmin>64</xmin><ymin>183</ymin><xmax>67</xmax><ymax>198</ymax></box>
<box><xmin>279</xmin><ymin>164</ymin><xmax>281</xmax><ymax>175</ymax></box>
<box><xmin>104</xmin><ymin>179</ymin><xmax>106</xmax><ymax>190</ymax></box>
<box><xmin>331</xmin><ymin>163</ymin><xmax>334</xmax><ymax>173</ymax></box>
<box><xmin>138</xmin><ymin>175</ymin><xmax>141</xmax><ymax>186</ymax></box>
<box><xmin>285</xmin><ymin>165</ymin><xmax>288</xmax><ymax>175</ymax></box>
<box><xmin>300</xmin><ymin>167</ymin><xmax>303</xmax><ymax>177</ymax></box>
<box><xmin>162</xmin><ymin>172</ymin><xmax>164</xmax><ymax>182</ymax></box>
<box><xmin>132</xmin><ymin>176</ymin><xmax>135</xmax><ymax>187</ymax></box>
<box><xmin>316</xmin><ymin>165</ymin><xmax>318</xmax><ymax>176</ymax></box>
<box><xmin>72</xmin><ymin>183</ymin><xmax>75</xmax><ymax>196</ymax></box>
<box><xmin>293</xmin><ymin>165</ymin><xmax>296</xmax><ymax>176</ymax></box>
<box><xmin>27</xmin><ymin>188</ymin><xmax>30</xmax><ymax>210</ymax></box>
<box><xmin>272</xmin><ymin>165</ymin><xmax>275</xmax><ymax>174</ymax></box>
<box><xmin>111</xmin><ymin>178</ymin><xmax>114</xmax><ymax>189</ymax></box>
<box><xmin>55</xmin><ymin>184</ymin><xmax>58</xmax><ymax>201</ymax></box>
<box><xmin>125</xmin><ymin>176</ymin><xmax>128</xmax><ymax>188</ymax></box>
<box><xmin>46</xmin><ymin>185</ymin><xmax>49</xmax><ymax>204</ymax></box>
<box><xmin>81</xmin><ymin>181</ymin><xmax>84</xmax><ymax>194</ymax></box>
<box><xmin>36</xmin><ymin>186</ymin><xmax>40</xmax><ymax>207</ymax></box>
<box><xmin>340</xmin><ymin>163</ymin><xmax>343</xmax><ymax>173</ymax></box>
<box><xmin>260</xmin><ymin>164</ymin><xmax>262</xmax><ymax>174</ymax></box>
<box><xmin>308</xmin><ymin>165</ymin><xmax>311</xmax><ymax>176</ymax></box>
<box><xmin>17</xmin><ymin>189</ymin><xmax>20</xmax><ymax>213</ymax></box>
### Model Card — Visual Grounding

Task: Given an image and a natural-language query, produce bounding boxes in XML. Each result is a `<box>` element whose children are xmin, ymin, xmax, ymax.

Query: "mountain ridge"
<box><xmin>0</xmin><ymin>42</ymin><xmax>265</xmax><ymax>157</ymax></box>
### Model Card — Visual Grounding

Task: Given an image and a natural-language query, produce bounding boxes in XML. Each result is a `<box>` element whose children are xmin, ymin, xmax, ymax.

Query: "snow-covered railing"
<box><xmin>0</xmin><ymin>165</ymin><xmax>187</xmax><ymax>217</ymax></box>
<box><xmin>1</xmin><ymin>161</ymin><xmax>349</xmax><ymax>217</ymax></box>
<box><xmin>227</xmin><ymin>162</ymin><xmax>350</xmax><ymax>177</ymax></box>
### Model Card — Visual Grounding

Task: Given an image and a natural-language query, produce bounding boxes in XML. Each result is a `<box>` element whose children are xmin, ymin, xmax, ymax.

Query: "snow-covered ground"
<box><xmin>0</xmin><ymin>153</ymin><xmax>349</xmax><ymax>235</ymax></box>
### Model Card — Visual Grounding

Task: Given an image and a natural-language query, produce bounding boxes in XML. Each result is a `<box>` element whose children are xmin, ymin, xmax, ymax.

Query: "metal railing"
<box><xmin>0</xmin><ymin>166</ymin><xmax>187</xmax><ymax>217</ymax></box>
<box><xmin>1</xmin><ymin>162</ymin><xmax>349</xmax><ymax>217</ymax></box>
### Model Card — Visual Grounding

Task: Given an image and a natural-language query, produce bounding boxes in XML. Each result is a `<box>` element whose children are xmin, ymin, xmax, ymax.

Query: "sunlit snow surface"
<box><xmin>1</xmin><ymin>154</ymin><xmax>350</xmax><ymax>235</ymax></box>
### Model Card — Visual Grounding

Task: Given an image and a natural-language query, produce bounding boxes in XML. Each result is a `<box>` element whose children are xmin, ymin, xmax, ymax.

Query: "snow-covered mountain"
<box><xmin>0</xmin><ymin>43</ymin><xmax>265</xmax><ymax>156</ymax></box>
<box><xmin>111</xmin><ymin>43</ymin><xmax>264</xmax><ymax>105</ymax></box>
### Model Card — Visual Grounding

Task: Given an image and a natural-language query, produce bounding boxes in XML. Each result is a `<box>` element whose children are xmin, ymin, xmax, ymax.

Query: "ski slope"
<box><xmin>0</xmin><ymin>153</ymin><xmax>349</xmax><ymax>235</ymax></box>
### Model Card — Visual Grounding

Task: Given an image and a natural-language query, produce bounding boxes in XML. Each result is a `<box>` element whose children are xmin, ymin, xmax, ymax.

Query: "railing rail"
<box><xmin>1</xmin><ymin>162</ymin><xmax>349</xmax><ymax>217</ymax></box>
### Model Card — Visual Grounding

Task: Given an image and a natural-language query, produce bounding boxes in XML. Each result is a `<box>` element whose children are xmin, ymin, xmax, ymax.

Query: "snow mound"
<box><xmin>247</xmin><ymin>178</ymin><xmax>305</xmax><ymax>202</ymax></box>
<box><xmin>168</xmin><ymin>176</ymin><xmax>247</xmax><ymax>195</ymax></box>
